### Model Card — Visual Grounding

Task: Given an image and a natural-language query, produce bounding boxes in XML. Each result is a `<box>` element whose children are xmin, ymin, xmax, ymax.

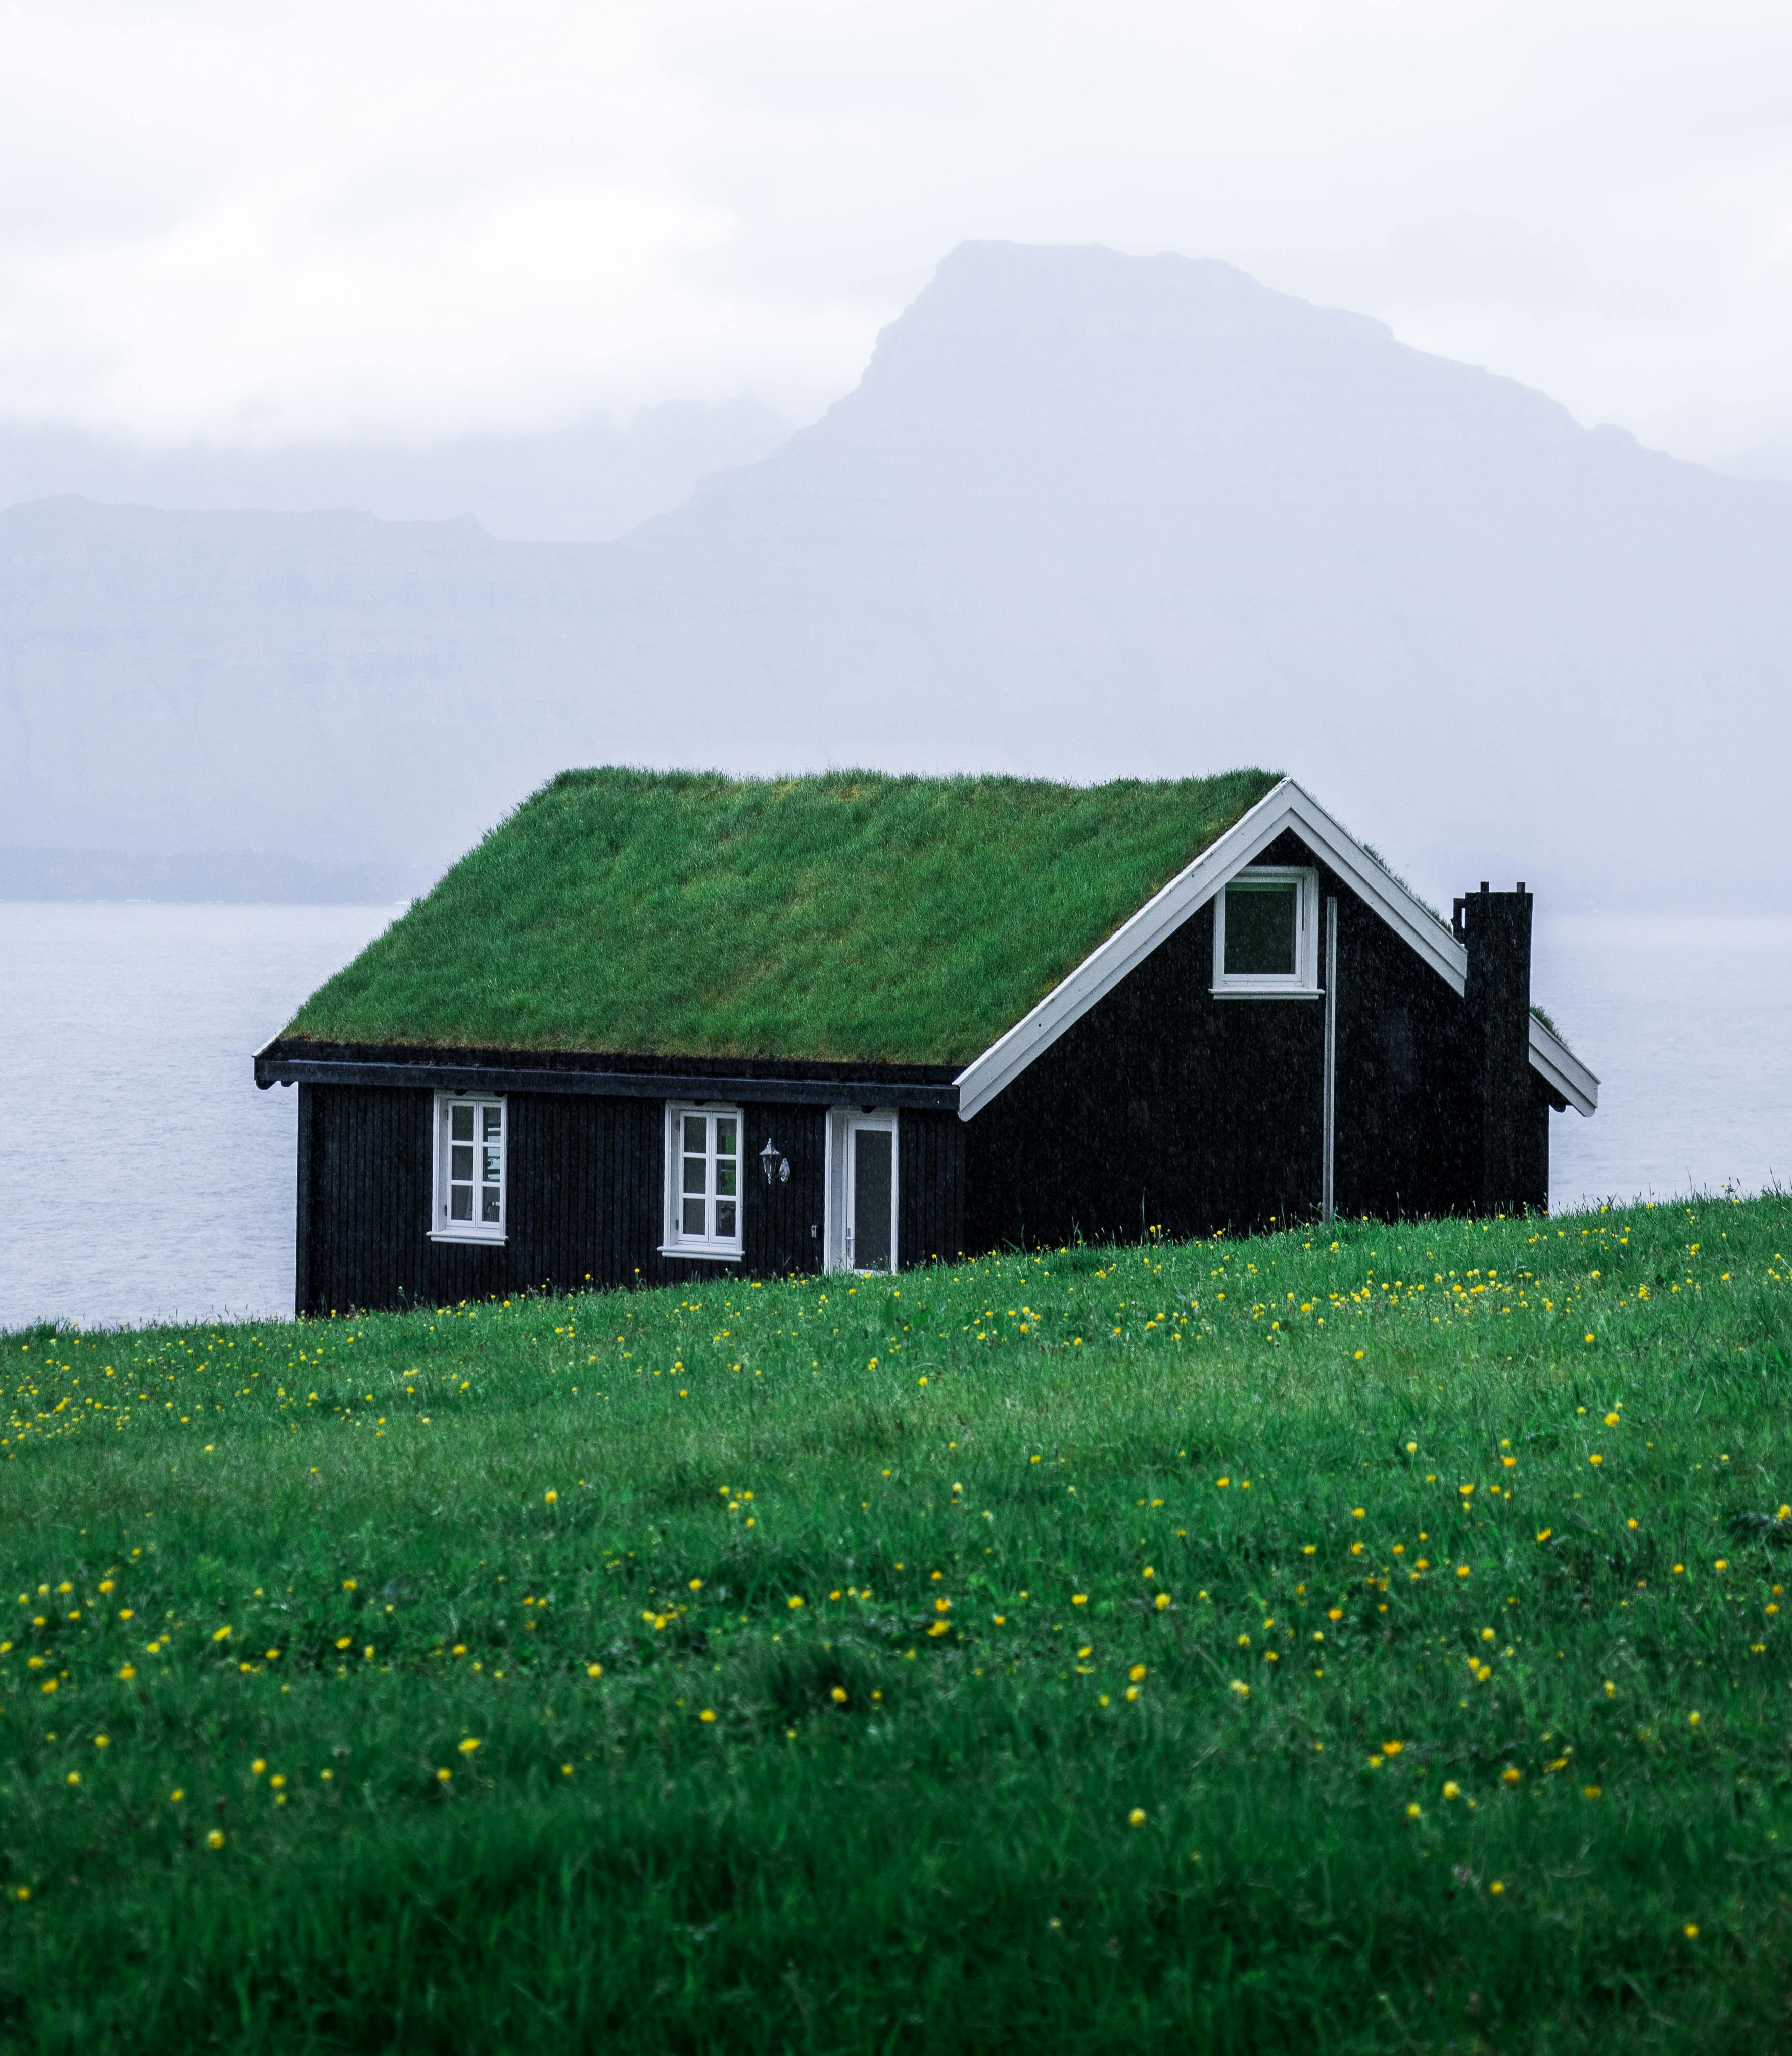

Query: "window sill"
<box><xmin>429</xmin><ymin>1230</ymin><xmax>507</xmax><ymax>1246</ymax></box>
<box><xmin>658</xmin><ymin>1243</ymin><xmax>743</xmax><ymax>1263</ymax></box>
<box><xmin>1210</xmin><ymin>986</ymin><xmax>1324</xmax><ymax>1000</ymax></box>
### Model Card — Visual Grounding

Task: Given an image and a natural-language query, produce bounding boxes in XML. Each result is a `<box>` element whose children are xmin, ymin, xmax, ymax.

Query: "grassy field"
<box><xmin>3</xmin><ymin>1197</ymin><xmax>1791</xmax><ymax>2052</ymax></box>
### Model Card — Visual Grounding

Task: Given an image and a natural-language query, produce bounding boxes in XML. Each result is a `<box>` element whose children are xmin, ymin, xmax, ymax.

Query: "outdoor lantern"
<box><xmin>760</xmin><ymin>1136</ymin><xmax>789</xmax><ymax>1184</ymax></box>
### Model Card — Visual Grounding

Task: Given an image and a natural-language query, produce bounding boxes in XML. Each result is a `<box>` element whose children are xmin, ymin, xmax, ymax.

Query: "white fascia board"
<box><xmin>1527</xmin><ymin>1017</ymin><xmax>1599</xmax><ymax>1117</ymax></box>
<box><xmin>953</xmin><ymin>775</ymin><xmax>1600</xmax><ymax>1120</ymax></box>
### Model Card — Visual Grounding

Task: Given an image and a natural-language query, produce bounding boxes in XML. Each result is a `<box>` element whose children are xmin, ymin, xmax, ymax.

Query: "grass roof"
<box><xmin>284</xmin><ymin>767</ymin><xmax>1282</xmax><ymax>1067</ymax></box>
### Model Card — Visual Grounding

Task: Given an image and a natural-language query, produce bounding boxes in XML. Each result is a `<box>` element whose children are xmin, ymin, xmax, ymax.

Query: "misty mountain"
<box><xmin>4</xmin><ymin>241</ymin><xmax>1790</xmax><ymax>909</ymax></box>
<box><xmin>0</xmin><ymin>400</ymin><xmax>792</xmax><ymax>543</ymax></box>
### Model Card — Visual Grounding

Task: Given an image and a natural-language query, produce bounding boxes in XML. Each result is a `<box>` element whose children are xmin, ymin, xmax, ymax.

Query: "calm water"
<box><xmin>2</xmin><ymin>905</ymin><xmax>1788</xmax><ymax>1332</ymax></box>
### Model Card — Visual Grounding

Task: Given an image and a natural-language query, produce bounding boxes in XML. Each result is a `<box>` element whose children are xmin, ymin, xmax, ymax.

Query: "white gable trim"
<box><xmin>952</xmin><ymin>777</ymin><xmax>1599</xmax><ymax>1122</ymax></box>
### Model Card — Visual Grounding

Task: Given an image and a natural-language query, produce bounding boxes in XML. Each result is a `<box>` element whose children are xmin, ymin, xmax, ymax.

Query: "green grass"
<box><xmin>283</xmin><ymin>766</ymin><xmax>1281</xmax><ymax>1063</ymax></box>
<box><xmin>4</xmin><ymin>1196</ymin><xmax>1792</xmax><ymax>2052</ymax></box>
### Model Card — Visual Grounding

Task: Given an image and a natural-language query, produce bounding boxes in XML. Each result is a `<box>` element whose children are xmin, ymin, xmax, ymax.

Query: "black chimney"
<box><xmin>1451</xmin><ymin>882</ymin><xmax>1535</xmax><ymax>1215</ymax></box>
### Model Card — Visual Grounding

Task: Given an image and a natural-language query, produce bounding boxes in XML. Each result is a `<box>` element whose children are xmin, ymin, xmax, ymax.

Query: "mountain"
<box><xmin>4</xmin><ymin>241</ymin><xmax>1790</xmax><ymax>907</ymax></box>
<box><xmin>0</xmin><ymin>400</ymin><xmax>792</xmax><ymax>543</ymax></box>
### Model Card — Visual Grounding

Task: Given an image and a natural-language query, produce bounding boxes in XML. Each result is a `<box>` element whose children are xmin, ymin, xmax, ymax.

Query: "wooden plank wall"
<box><xmin>298</xmin><ymin>1090</ymin><xmax>967</xmax><ymax>1316</ymax></box>
<box><xmin>963</xmin><ymin>827</ymin><xmax>1550</xmax><ymax>1254</ymax></box>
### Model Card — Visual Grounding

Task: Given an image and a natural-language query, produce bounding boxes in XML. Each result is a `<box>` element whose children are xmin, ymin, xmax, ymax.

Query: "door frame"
<box><xmin>823</xmin><ymin>1107</ymin><xmax>899</xmax><ymax>1272</ymax></box>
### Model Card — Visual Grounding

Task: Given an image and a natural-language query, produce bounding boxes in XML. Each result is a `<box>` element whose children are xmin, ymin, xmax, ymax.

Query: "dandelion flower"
<box><xmin>206</xmin><ymin>1830</ymin><xmax>224</xmax><ymax>1850</ymax></box>
<box><xmin>699</xmin><ymin>1708</ymin><xmax>717</xmax><ymax>1722</ymax></box>
<box><xmin>830</xmin><ymin>1687</ymin><xmax>848</xmax><ymax>1704</ymax></box>
<box><xmin>1489</xmin><ymin>1880</ymin><xmax>1504</xmax><ymax>1895</ymax></box>
<box><xmin>544</xmin><ymin>1490</ymin><xmax>558</xmax><ymax>1504</ymax></box>
<box><xmin>1684</xmin><ymin>1924</ymin><xmax>1699</xmax><ymax>1939</ymax></box>
<box><xmin>787</xmin><ymin>1596</ymin><xmax>805</xmax><ymax>1610</ymax></box>
<box><xmin>436</xmin><ymin>1768</ymin><xmax>451</xmax><ymax>1783</ymax></box>
<box><xmin>1442</xmin><ymin>1781</ymin><xmax>1460</xmax><ymax>1800</ymax></box>
<box><xmin>458</xmin><ymin>1737</ymin><xmax>481</xmax><ymax>1754</ymax></box>
<box><xmin>587</xmin><ymin>1663</ymin><xmax>603</xmax><ymax>1678</ymax></box>
<box><xmin>1127</xmin><ymin>1808</ymin><xmax>1146</xmax><ymax>1827</ymax></box>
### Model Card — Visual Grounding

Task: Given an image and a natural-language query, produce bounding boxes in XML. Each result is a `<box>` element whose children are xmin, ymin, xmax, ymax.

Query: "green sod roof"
<box><xmin>285</xmin><ymin>767</ymin><xmax>1282</xmax><ymax>1067</ymax></box>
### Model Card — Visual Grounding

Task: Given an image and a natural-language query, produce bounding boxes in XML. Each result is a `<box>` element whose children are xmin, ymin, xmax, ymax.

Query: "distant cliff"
<box><xmin>4</xmin><ymin>241</ymin><xmax>1789</xmax><ymax>908</ymax></box>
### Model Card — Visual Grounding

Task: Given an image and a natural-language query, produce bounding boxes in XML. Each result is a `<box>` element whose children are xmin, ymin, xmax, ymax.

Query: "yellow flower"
<box><xmin>1229</xmin><ymin>1680</ymin><xmax>1249</xmax><ymax>1697</ymax></box>
<box><xmin>587</xmin><ymin>1663</ymin><xmax>603</xmax><ymax>1678</ymax></box>
<box><xmin>1406</xmin><ymin>1803</ymin><xmax>1422</xmax><ymax>1818</ymax></box>
<box><xmin>1129</xmin><ymin>1664</ymin><xmax>1147</xmax><ymax>1681</ymax></box>
<box><xmin>1583</xmin><ymin>1785</ymin><xmax>1602</xmax><ymax>1799</ymax></box>
<box><xmin>212</xmin><ymin>1625</ymin><xmax>231</xmax><ymax>1642</ymax></box>
<box><xmin>787</xmin><ymin>1596</ymin><xmax>805</xmax><ymax>1610</ymax></box>
<box><xmin>206</xmin><ymin>1830</ymin><xmax>224</xmax><ymax>1849</ymax></box>
<box><xmin>1489</xmin><ymin>1881</ymin><xmax>1504</xmax><ymax>1896</ymax></box>
<box><xmin>251</xmin><ymin>1759</ymin><xmax>266</xmax><ymax>1776</ymax></box>
<box><xmin>1072</xmin><ymin>1594</ymin><xmax>1087</xmax><ymax>1606</ymax></box>
<box><xmin>544</xmin><ymin>1489</ymin><xmax>558</xmax><ymax>1504</ymax></box>
<box><xmin>1442</xmin><ymin>1781</ymin><xmax>1460</xmax><ymax>1800</ymax></box>
<box><xmin>458</xmin><ymin>1737</ymin><xmax>481</xmax><ymax>1754</ymax></box>
<box><xmin>830</xmin><ymin>1687</ymin><xmax>848</xmax><ymax>1704</ymax></box>
<box><xmin>436</xmin><ymin>1768</ymin><xmax>451</xmax><ymax>1783</ymax></box>
<box><xmin>1382</xmin><ymin>1740</ymin><xmax>1403</xmax><ymax>1756</ymax></box>
<box><xmin>1684</xmin><ymin>1923</ymin><xmax>1699</xmax><ymax>1939</ymax></box>
<box><xmin>1154</xmin><ymin>1592</ymin><xmax>1171</xmax><ymax>1610</ymax></box>
<box><xmin>1127</xmin><ymin>1808</ymin><xmax>1146</xmax><ymax>1826</ymax></box>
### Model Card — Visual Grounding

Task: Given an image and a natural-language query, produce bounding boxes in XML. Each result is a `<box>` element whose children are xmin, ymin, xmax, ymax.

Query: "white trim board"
<box><xmin>952</xmin><ymin>777</ymin><xmax>1599</xmax><ymax>1122</ymax></box>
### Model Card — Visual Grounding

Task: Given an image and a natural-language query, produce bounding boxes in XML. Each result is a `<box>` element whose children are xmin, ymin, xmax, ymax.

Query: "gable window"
<box><xmin>824</xmin><ymin>1109</ymin><xmax>899</xmax><ymax>1273</ymax></box>
<box><xmin>663</xmin><ymin>1105</ymin><xmax>743</xmax><ymax>1260</ymax></box>
<box><xmin>1211</xmin><ymin>866</ymin><xmax>1321</xmax><ymax>996</ymax></box>
<box><xmin>431</xmin><ymin>1093</ymin><xmax>505</xmax><ymax>1243</ymax></box>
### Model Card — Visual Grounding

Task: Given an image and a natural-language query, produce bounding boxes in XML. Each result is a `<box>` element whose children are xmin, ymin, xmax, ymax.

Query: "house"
<box><xmin>253</xmin><ymin>768</ymin><xmax>1597</xmax><ymax>1315</ymax></box>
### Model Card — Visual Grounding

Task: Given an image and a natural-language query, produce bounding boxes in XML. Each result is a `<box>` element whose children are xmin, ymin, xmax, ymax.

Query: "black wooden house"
<box><xmin>254</xmin><ymin>769</ymin><xmax>1597</xmax><ymax>1315</ymax></box>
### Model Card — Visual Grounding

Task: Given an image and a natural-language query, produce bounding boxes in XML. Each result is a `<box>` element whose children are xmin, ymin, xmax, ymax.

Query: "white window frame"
<box><xmin>661</xmin><ymin>1103</ymin><xmax>745</xmax><ymax>1261</ymax></box>
<box><xmin>823</xmin><ymin>1108</ymin><xmax>899</xmax><ymax>1273</ymax></box>
<box><xmin>1211</xmin><ymin>865</ymin><xmax>1322</xmax><ymax>998</ymax></box>
<box><xmin>429</xmin><ymin>1092</ymin><xmax>507</xmax><ymax>1244</ymax></box>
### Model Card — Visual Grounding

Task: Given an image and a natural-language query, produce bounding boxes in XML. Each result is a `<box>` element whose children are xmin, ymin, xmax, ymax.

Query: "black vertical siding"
<box><xmin>962</xmin><ymin>827</ymin><xmax>1554</xmax><ymax>1254</ymax></box>
<box><xmin>298</xmin><ymin>1090</ymin><xmax>965</xmax><ymax>1315</ymax></box>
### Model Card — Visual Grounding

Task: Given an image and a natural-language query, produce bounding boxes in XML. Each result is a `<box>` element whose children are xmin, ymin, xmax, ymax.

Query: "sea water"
<box><xmin>2</xmin><ymin>904</ymin><xmax>1788</xmax><ymax>1332</ymax></box>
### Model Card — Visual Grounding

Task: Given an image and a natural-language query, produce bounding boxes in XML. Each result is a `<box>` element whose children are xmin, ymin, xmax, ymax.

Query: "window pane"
<box><xmin>481</xmin><ymin>1188</ymin><xmax>500</xmax><ymax>1223</ymax></box>
<box><xmin>717</xmin><ymin>1158</ymin><xmax>737</xmax><ymax>1196</ymax></box>
<box><xmin>451</xmin><ymin>1105</ymin><xmax>474</xmax><ymax>1141</ymax></box>
<box><xmin>482</xmin><ymin>1106</ymin><xmax>502</xmax><ymax>1140</ymax></box>
<box><xmin>683</xmin><ymin>1115</ymin><xmax>707</xmax><ymax>1153</ymax></box>
<box><xmin>450</xmin><ymin>1186</ymin><xmax>473</xmax><ymax>1221</ymax></box>
<box><xmin>451</xmin><ymin>1145</ymin><xmax>474</xmax><ymax>1181</ymax></box>
<box><xmin>482</xmin><ymin>1147</ymin><xmax>501</xmax><ymax>1182</ymax></box>
<box><xmin>716</xmin><ymin>1199</ymin><xmax>737</xmax><ymax>1238</ymax></box>
<box><xmin>716</xmin><ymin>1118</ymin><xmax>736</xmax><ymax>1158</ymax></box>
<box><xmin>682</xmin><ymin>1196</ymin><xmax>705</xmax><ymax>1236</ymax></box>
<box><xmin>1225</xmin><ymin>882</ymin><xmax>1298</xmax><ymax>976</ymax></box>
<box><xmin>852</xmin><ymin>1128</ymin><xmax>893</xmax><ymax>1272</ymax></box>
<box><xmin>683</xmin><ymin>1156</ymin><xmax>706</xmax><ymax>1194</ymax></box>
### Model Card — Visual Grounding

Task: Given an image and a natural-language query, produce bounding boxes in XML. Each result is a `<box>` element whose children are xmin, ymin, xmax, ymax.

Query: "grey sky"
<box><xmin>5</xmin><ymin>1</ymin><xmax>1789</xmax><ymax>464</ymax></box>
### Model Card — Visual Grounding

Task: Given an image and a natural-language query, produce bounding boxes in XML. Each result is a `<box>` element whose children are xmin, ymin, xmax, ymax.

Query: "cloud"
<box><xmin>1</xmin><ymin>0</ymin><xmax>1789</xmax><ymax>454</ymax></box>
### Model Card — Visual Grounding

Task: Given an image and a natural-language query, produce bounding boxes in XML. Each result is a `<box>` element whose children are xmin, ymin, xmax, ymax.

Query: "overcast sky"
<box><xmin>4</xmin><ymin>1</ymin><xmax>1789</xmax><ymax>464</ymax></box>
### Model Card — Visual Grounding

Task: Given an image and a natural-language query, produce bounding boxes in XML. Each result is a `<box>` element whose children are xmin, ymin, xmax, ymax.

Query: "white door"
<box><xmin>828</xmin><ymin>1110</ymin><xmax>898</xmax><ymax>1271</ymax></box>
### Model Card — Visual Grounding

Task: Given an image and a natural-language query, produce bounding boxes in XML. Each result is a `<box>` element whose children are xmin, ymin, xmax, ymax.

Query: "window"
<box><xmin>662</xmin><ymin>1105</ymin><xmax>743</xmax><ymax>1259</ymax></box>
<box><xmin>824</xmin><ymin>1109</ymin><xmax>898</xmax><ymax>1273</ymax></box>
<box><xmin>431</xmin><ymin>1094</ymin><xmax>505</xmax><ymax>1243</ymax></box>
<box><xmin>1211</xmin><ymin>866</ymin><xmax>1321</xmax><ymax>996</ymax></box>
